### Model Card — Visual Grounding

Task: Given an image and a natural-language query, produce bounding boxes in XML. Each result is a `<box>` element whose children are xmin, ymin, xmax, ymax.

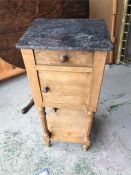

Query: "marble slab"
<box><xmin>16</xmin><ymin>18</ymin><xmax>112</xmax><ymax>51</ymax></box>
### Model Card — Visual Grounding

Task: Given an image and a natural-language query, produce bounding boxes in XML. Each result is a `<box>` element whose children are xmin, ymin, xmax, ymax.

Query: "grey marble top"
<box><xmin>16</xmin><ymin>18</ymin><xmax>112</xmax><ymax>51</ymax></box>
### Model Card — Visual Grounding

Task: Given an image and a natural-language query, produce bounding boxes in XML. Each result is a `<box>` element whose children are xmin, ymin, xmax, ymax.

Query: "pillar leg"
<box><xmin>83</xmin><ymin>111</ymin><xmax>94</xmax><ymax>151</ymax></box>
<box><xmin>37</xmin><ymin>107</ymin><xmax>51</xmax><ymax>147</ymax></box>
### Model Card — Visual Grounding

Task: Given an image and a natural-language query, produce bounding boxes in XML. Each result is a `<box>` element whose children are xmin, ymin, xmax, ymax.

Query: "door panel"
<box><xmin>38</xmin><ymin>70</ymin><xmax>92</xmax><ymax>109</ymax></box>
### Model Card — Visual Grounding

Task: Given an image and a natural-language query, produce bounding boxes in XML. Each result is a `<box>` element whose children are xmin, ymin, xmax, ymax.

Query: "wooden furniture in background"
<box><xmin>17</xmin><ymin>19</ymin><xmax>112</xmax><ymax>151</ymax></box>
<box><xmin>90</xmin><ymin>0</ymin><xmax>117</xmax><ymax>63</ymax></box>
<box><xmin>114</xmin><ymin>0</ymin><xmax>131</xmax><ymax>63</ymax></box>
<box><xmin>0</xmin><ymin>58</ymin><xmax>25</xmax><ymax>81</ymax></box>
<box><xmin>113</xmin><ymin>0</ymin><xmax>125</xmax><ymax>63</ymax></box>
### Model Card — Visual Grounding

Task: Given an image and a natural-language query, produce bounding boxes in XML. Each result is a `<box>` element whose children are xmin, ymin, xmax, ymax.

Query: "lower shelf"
<box><xmin>47</xmin><ymin>109</ymin><xmax>88</xmax><ymax>144</ymax></box>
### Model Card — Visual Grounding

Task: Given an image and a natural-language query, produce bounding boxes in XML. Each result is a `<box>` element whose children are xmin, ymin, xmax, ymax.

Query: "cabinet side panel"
<box><xmin>88</xmin><ymin>51</ymin><xmax>107</xmax><ymax>112</ymax></box>
<box><xmin>21</xmin><ymin>49</ymin><xmax>43</xmax><ymax>107</ymax></box>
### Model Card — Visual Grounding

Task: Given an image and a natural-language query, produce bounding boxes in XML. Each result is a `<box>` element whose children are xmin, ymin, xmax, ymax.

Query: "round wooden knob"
<box><xmin>42</xmin><ymin>86</ymin><xmax>49</xmax><ymax>93</ymax></box>
<box><xmin>59</xmin><ymin>54</ymin><xmax>68</xmax><ymax>63</ymax></box>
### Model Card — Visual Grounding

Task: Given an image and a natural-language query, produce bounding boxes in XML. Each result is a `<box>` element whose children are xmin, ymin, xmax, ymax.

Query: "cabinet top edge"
<box><xmin>16</xmin><ymin>18</ymin><xmax>112</xmax><ymax>51</ymax></box>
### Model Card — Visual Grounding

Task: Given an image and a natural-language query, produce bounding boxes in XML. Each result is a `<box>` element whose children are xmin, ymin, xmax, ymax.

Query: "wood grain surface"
<box><xmin>35</xmin><ymin>50</ymin><xmax>94</xmax><ymax>67</ymax></box>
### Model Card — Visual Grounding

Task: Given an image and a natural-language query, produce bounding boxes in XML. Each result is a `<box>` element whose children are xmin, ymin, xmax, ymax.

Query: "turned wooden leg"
<box><xmin>83</xmin><ymin>111</ymin><xmax>95</xmax><ymax>151</ymax></box>
<box><xmin>83</xmin><ymin>140</ymin><xmax>90</xmax><ymax>152</ymax></box>
<box><xmin>37</xmin><ymin>107</ymin><xmax>51</xmax><ymax>147</ymax></box>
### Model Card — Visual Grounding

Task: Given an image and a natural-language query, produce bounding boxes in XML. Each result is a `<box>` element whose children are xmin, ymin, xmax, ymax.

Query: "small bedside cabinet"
<box><xmin>16</xmin><ymin>19</ymin><xmax>112</xmax><ymax>151</ymax></box>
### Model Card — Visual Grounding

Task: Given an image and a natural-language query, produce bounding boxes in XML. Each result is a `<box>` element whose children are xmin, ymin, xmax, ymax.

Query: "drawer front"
<box><xmin>35</xmin><ymin>50</ymin><xmax>94</xmax><ymax>67</ymax></box>
<box><xmin>38</xmin><ymin>69</ymin><xmax>92</xmax><ymax>109</ymax></box>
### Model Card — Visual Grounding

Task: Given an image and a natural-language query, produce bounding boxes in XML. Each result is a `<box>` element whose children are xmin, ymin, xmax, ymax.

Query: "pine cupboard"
<box><xmin>16</xmin><ymin>19</ymin><xmax>112</xmax><ymax>151</ymax></box>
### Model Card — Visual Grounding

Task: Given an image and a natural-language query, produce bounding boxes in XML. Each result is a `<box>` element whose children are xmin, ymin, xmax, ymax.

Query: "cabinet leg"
<box><xmin>83</xmin><ymin>111</ymin><xmax>94</xmax><ymax>151</ymax></box>
<box><xmin>83</xmin><ymin>139</ymin><xmax>90</xmax><ymax>151</ymax></box>
<box><xmin>43</xmin><ymin>132</ymin><xmax>51</xmax><ymax>147</ymax></box>
<box><xmin>37</xmin><ymin>107</ymin><xmax>51</xmax><ymax>147</ymax></box>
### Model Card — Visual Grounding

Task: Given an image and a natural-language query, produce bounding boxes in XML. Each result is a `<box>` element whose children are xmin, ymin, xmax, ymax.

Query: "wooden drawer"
<box><xmin>38</xmin><ymin>67</ymin><xmax>92</xmax><ymax>109</ymax></box>
<box><xmin>34</xmin><ymin>50</ymin><xmax>94</xmax><ymax>67</ymax></box>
